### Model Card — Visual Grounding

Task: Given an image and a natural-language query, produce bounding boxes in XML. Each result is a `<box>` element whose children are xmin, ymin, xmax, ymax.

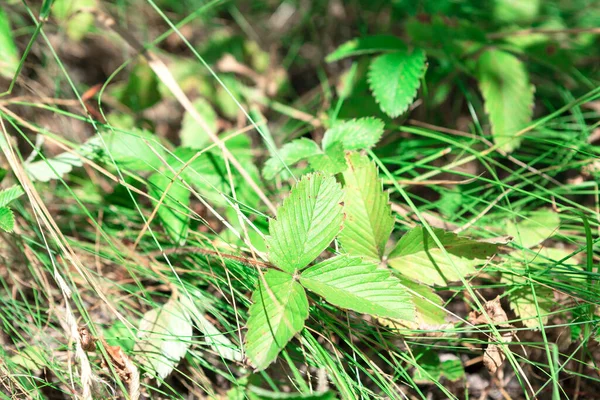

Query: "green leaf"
<box><xmin>368</xmin><ymin>49</ymin><xmax>427</xmax><ymax>118</ymax></box>
<box><xmin>102</xmin><ymin>129</ymin><xmax>167</xmax><ymax>172</ymax></box>
<box><xmin>51</xmin><ymin>0</ymin><xmax>97</xmax><ymax>41</ymax></box>
<box><xmin>300</xmin><ymin>255</ymin><xmax>415</xmax><ymax>320</ymax></box>
<box><xmin>322</xmin><ymin>117</ymin><xmax>385</xmax><ymax>151</ymax></box>
<box><xmin>119</xmin><ymin>58</ymin><xmax>161</xmax><ymax>112</ymax></box>
<box><xmin>245</xmin><ymin>270</ymin><xmax>309</xmax><ymax>370</ymax></box>
<box><xmin>388</xmin><ymin>227</ymin><xmax>498</xmax><ymax>286</ymax></box>
<box><xmin>134</xmin><ymin>299</ymin><xmax>193</xmax><ymax>382</ymax></box>
<box><xmin>476</xmin><ymin>49</ymin><xmax>535</xmax><ymax>153</ymax></box>
<box><xmin>147</xmin><ymin>172</ymin><xmax>190</xmax><ymax>245</ymax></box>
<box><xmin>180</xmin><ymin>97</ymin><xmax>218</xmax><ymax>149</ymax></box>
<box><xmin>267</xmin><ymin>173</ymin><xmax>344</xmax><ymax>272</ymax></box>
<box><xmin>326</xmin><ymin>35</ymin><xmax>407</xmax><ymax>62</ymax></box>
<box><xmin>0</xmin><ymin>185</ymin><xmax>24</xmax><ymax>208</ymax></box>
<box><xmin>413</xmin><ymin>350</ymin><xmax>464</xmax><ymax>383</ymax></box>
<box><xmin>382</xmin><ymin>276</ymin><xmax>447</xmax><ymax>329</ymax></box>
<box><xmin>339</xmin><ymin>153</ymin><xmax>394</xmax><ymax>261</ymax></box>
<box><xmin>26</xmin><ymin>135</ymin><xmax>103</xmax><ymax>182</ymax></box>
<box><xmin>307</xmin><ymin>141</ymin><xmax>347</xmax><ymax>174</ymax></box>
<box><xmin>248</xmin><ymin>386</ymin><xmax>336</xmax><ymax>400</ymax></box>
<box><xmin>506</xmin><ymin>210</ymin><xmax>559</xmax><ymax>249</ymax></box>
<box><xmin>502</xmin><ymin>272</ymin><xmax>553</xmax><ymax>329</ymax></box>
<box><xmin>494</xmin><ymin>0</ymin><xmax>540</xmax><ymax>23</ymax></box>
<box><xmin>104</xmin><ymin>320</ymin><xmax>135</xmax><ymax>353</ymax></box>
<box><xmin>179</xmin><ymin>292</ymin><xmax>242</xmax><ymax>362</ymax></box>
<box><xmin>0</xmin><ymin>207</ymin><xmax>15</xmax><ymax>232</ymax></box>
<box><xmin>0</xmin><ymin>6</ymin><xmax>19</xmax><ymax>80</ymax></box>
<box><xmin>263</xmin><ymin>138</ymin><xmax>321</xmax><ymax>180</ymax></box>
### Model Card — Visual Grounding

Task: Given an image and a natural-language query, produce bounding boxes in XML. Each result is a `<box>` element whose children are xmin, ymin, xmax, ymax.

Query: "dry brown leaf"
<box><xmin>468</xmin><ymin>297</ymin><xmax>514</xmax><ymax>374</ymax></box>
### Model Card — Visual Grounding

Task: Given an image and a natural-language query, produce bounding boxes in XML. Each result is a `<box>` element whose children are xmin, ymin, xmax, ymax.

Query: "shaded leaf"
<box><xmin>119</xmin><ymin>58</ymin><xmax>161</xmax><ymax>112</ymax></box>
<box><xmin>339</xmin><ymin>153</ymin><xmax>394</xmax><ymax>261</ymax></box>
<box><xmin>388</xmin><ymin>227</ymin><xmax>498</xmax><ymax>286</ymax></box>
<box><xmin>263</xmin><ymin>138</ymin><xmax>321</xmax><ymax>180</ymax></box>
<box><xmin>246</xmin><ymin>270</ymin><xmax>309</xmax><ymax>370</ymax></box>
<box><xmin>180</xmin><ymin>97</ymin><xmax>218</xmax><ymax>149</ymax></box>
<box><xmin>300</xmin><ymin>255</ymin><xmax>415</xmax><ymax>320</ymax></box>
<box><xmin>147</xmin><ymin>172</ymin><xmax>190</xmax><ymax>245</ymax></box>
<box><xmin>322</xmin><ymin>117</ymin><xmax>385</xmax><ymax>151</ymax></box>
<box><xmin>135</xmin><ymin>299</ymin><xmax>193</xmax><ymax>382</ymax></box>
<box><xmin>307</xmin><ymin>141</ymin><xmax>347</xmax><ymax>174</ymax></box>
<box><xmin>267</xmin><ymin>173</ymin><xmax>343</xmax><ymax>272</ymax></box>
<box><xmin>0</xmin><ymin>185</ymin><xmax>24</xmax><ymax>208</ymax></box>
<box><xmin>506</xmin><ymin>210</ymin><xmax>560</xmax><ymax>249</ymax></box>
<box><xmin>0</xmin><ymin>207</ymin><xmax>15</xmax><ymax>232</ymax></box>
<box><xmin>179</xmin><ymin>293</ymin><xmax>242</xmax><ymax>362</ymax></box>
<box><xmin>476</xmin><ymin>49</ymin><xmax>534</xmax><ymax>153</ymax></box>
<box><xmin>502</xmin><ymin>272</ymin><xmax>553</xmax><ymax>329</ymax></box>
<box><xmin>368</xmin><ymin>49</ymin><xmax>427</xmax><ymax>118</ymax></box>
<box><xmin>0</xmin><ymin>6</ymin><xmax>19</xmax><ymax>79</ymax></box>
<box><xmin>326</xmin><ymin>35</ymin><xmax>407</xmax><ymax>62</ymax></box>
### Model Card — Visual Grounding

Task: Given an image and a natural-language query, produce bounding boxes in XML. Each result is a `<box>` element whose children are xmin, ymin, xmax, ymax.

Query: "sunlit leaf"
<box><xmin>0</xmin><ymin>185</ymin><xmax>23</xmax><ymax>208</ymax></box>
<box><xmin>102</xmin><ymin>129</ymin><xmax>167</xmax><ymax>172</ymax></box>
<box><xmin>506</xmin><ymin>209</ymin><xmax>560</xmax><ymax>249</ymax></box>
<box><xmin>147</xmin><ymin>172</ymin><xmax>190</xmax><ymax>245</ymax></box>
<box><xmin>0</xmin><ymin>206</ymin><xmax>15</xmax><ymax>232</ymax></box>
<box><xmin>388</xmin><ymin>227</ymin><xmax>498</xmax><ymax>286</ymax></box>
<box><xmin>300</xmin><ymin>255</ymin><xmax>415</xmax><ymax>320</ymax></box>
<box><xmin>135</xmin><ymin>299</ymin><xmax>193</xmax><ymax>382</ymax></box>
<box><xmin>321</xmin><ymin>117</ymin><xmax>385</xmax><ymax>151</ymax></box>
<box><xmin>246</xmin><ymin>270</ymin><xmax>309</xmax><ymax>370</ymax></box>
<box><xmin>339</xmin><ymin>153</ymin><xmax>394</xmax><ymax>261</ymax></box>
<box><xmin>267</xmin><ymin>173</ymin><xmax>343</xmax><ymax>272</ymax></box>
<box><xmin>326</xmin><ymin>35</ymin><xmax>407</xmax><ymax>62</ymax></box>
<box><xmin>502</xmin><ymin>272</ymin><xmax>553</xmax><ymax>329</ymax></box>
<box><xmin>180</xmin><ymin>97</ymin><xmax>218</xmax><ymax>149</ymax></box>
<box><xmin>0</xmin><ymin>6</ymin><xmax>19</xmax><ymax>80</ymax></box>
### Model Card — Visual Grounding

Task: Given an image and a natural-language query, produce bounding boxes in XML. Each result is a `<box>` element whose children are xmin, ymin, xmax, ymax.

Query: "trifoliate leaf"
<box><xmin>326</xmin><ymin>35</ymin><xmax>407</xmax><ymax>62</ymax></box>
<box><xmin>476</xmin><ymin>49</ymin><xmax>534</xmax><ymax>153</ymax></box>
<box><xmin>102</xmin><ymin>129</ymin><xmax>167</xmax><ymax>172</ymax></box>
<box><xmin>307</xmin><ymin>141</ymin><xmax>347</xmax><ymax>174</ymax></box>
<box><xmin>368</xmin><ymin>49</ymin><xmax>427</xmax><ymax>118</ymax></box>
<box><xmin>135</xmin><ymin>299</ymin><xmax>193</xmax><ymax>382</ymax></box>
<box><xmin>263</xmin><ymin>138</ymin><xmax>321</xmax><ymax>180</ymax></box>
<box><xmin>0</xmin><ymin>185</ymin><xmax>24</xmax><ymax>208</ymax></box>
<box><xmin>388</xmin><ymin>227</ymin><xmax>498</xmax><ymax>286</ymax></box>
<box><xmin>246</xmin><ymin>270</ymin><xmax>309</xmax><ymax>370</ymax></box>
<box><xmin>506</xmin><ymin>210</ymin><xmax>559</xmax><ymax>249</ymax></box>
<box><xmin>0</xmin><ymin>206</ymin><xmax>15</xmax><ymax>232</ymax></box>
<box><xmin>267</xmin><ymin>173</ymin><xmax>343</xmax><ymax>272</ymax></box>
<box><xmin>147</xmin><ymin>172</ymin><xmax>190</xmax><ymax>245</ymax></box>
<box><xmin>502</xmin><ymin>272</ymin><xmax>553</xmax><ymax>329</ymax></box>
<box><xmin>0</xmin><ymin>6</ymin><xmax>19</xmax><ymax>80</ymax></box>
<box><xmin>300</xmin><ymin>255</ymin><xmax>415</xmax><ymax>320</ymax></box>
<box><xmin>339</xmin><ymin>153</ymin><xmax>394</xmax><ymax>261</ymax></box>
<box><xmin>321</xmin><ymin>117</ymin><xmax>385</xmax><ymax>151</ymax></box>
<box><xmin>180</xmin><ymin>97</ymin><xmax>218</xmax><ymax>149</ymax></box>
